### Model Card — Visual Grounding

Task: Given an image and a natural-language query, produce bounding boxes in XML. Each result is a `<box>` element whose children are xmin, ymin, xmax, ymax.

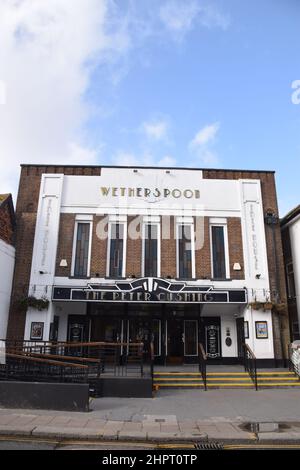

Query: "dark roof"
<box><xmin>281</xmin><ymin>205</ymin><xmax>300</xmax><ymax>227</ymax></box>
<box><xmin>19</xmin><ymin>163</ymin><xmax>275</xmax><ymax>173</ymax></box>
<box><xmin>0</xmin><ymin>193</ymin><xmax>16</xmax><ymax>227</ymax></box>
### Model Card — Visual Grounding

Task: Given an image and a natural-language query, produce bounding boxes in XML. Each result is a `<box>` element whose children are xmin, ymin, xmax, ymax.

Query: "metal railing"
<box><xmin>198</xmin><ymin>343</ymin><xmax>207</xmax><ymax>390</ymax></box>
<box><xmin>288</xmin><ymin>343</ymin><xmax>300</xmax><ymax>379</ymax></box>
<box><xmin>149</xmin><ymin>341</ymin><xmax>154</xmax><ymax>392</ymax></box>
<box><xmin>0</xmin><ymin>339</ymin><xmax>145</xmax><ymax>381</ymax></box>
<box><xmin>243</xmin><ymin>343</ymin><xmax>258</xmax><ymax>390</ymax></box>
<box><xmin>0</xmin><ymin>352</ymin><xmax>94</xmax><ymax>384</ymax></box>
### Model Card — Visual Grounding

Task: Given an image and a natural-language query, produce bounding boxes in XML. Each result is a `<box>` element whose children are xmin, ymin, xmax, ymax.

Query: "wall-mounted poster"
<box><xmin>30</xmin><ymin>322</ymin><xmax>44</xmax><ymax>340</ymax></box>
<box><xmin>244</xmin><ymin>321</ymin><xmax>249</xmax><ymax>339</ymax></box>
<box><xmin>255</xmin><ymin>321</ymin><xmax>268</xmax><ymax>339</ymax></box>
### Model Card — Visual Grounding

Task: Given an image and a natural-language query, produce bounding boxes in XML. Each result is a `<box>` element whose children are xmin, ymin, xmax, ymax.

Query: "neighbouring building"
<box><xmin>6</xmin><ymin>165</ymin><xmax>290</xmax><ymax>366</ymax></box>
<box><xmin>281</xmin><ymin>205</ymin><xmax>300</xmax><ymax>341</ymax></box>
<box><xmin>0</xmin><ymin>194</ymin><xmax>15</xmax><ymax>339</ymax></box>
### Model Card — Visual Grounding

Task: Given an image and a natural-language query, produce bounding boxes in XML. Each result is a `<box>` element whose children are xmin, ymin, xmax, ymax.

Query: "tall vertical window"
<box><xmin>178</xmin><ymin>224</ymin><xmax>193</xmax><ymax>278</ymax></box>
<box><xmin>286</xmin><ymin>262</ymin><xmax>296</xmax><ymax>298</ymax></box>
<box><xmin>211</xmin><ymin>225</ymin><xmax>227</xmax><ymax>279</ymax></box>
<box><xmin>143</xmin><ymin>224</ymin><xmax>158</xmax><ymax>277</ymax></box>
<box><xmin>109</xmin><ymin>223</ymin><xmax>124</xmax><ymax>278</ymax></box>
<box><xmin>74</xmin><ymin>223</ymin><xmax>91</xmax><ymax>277</ymax></box>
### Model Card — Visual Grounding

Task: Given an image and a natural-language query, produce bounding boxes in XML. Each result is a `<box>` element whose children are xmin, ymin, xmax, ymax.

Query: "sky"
<box><xmin>0</xmin><ymin>0</ymin><xmax>299</xmax><ymax>216</ymax></box>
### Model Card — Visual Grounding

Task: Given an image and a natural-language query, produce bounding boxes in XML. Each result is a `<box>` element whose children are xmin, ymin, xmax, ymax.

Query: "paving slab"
<box><xmin>30</xmin><ymin>416</ymin><xmax>55</xmax><ymax>426</ymax></box>
<box><xmin>103</xmin><ymin>420</ymin><xmax>124</xmax><ymax>431</ymax></box>
<box><xmin>258</xmin><ymin>432</ymin><xmax>300</xmax><ymax>442</ymax></box>
<box><xmin>86</xmin><ymin>419</ymin><xmax>107</xmax><ymax>428</ymax></box>
<box><xmin>65</xmin><ymin>419</ymin><xmax>89</xmax><ymax>428</ymax></box>
<box><xmin>48</xmin><ymin>417</ymin><xmax>71</xmax><ymax>426</ymax></box>
<box><xmin>7</xmin><ymin>415</ymin><xmax>37</xmax><ymax>425</ymax></box>
<box><xmin>147</xmin><ymin>432</ymin><xmax>207</xmax><ymax>442</ymax></box>
<box><xmin>258</xmin><ymin>422</ymin><xmax>279</xmax><ymax>432</ymax></box>
<box><xmin>0</xmin><ymin>424</ymin><xmax>35</xmax><ymax>436</ymax></box>
<box><xmin>122</xmin><ymin>422</ymin><xmax>143</xmax><ymax>431</ymax></box>
<box><xmin>32</xmin><ymin>426</ymin><xmax>104</xmax><ymax>439</ymax></box>
<box><xmin>118</xmin><ymin>431</ymin><xmax>147</xmax><ymax>441</ymax></box>
<box><xmin>0</xmin><ymin>415</ymin><xmax>21</xmax><ymax>425</ymax></box>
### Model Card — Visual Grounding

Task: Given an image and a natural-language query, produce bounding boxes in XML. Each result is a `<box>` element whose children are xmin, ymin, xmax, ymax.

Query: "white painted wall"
<box><xmin>0</xmin><ymin>239</ymin><xmax>15</xmax><ymax>339</ymax></box>
<box><xmin>289</xmin><ymin>215</ymin><xmax>300</xmax><ymax>330</ymax></box>
<box><xmin>23</xmin><ymin>169</ymin><xmax>275</xmax><ymax>358</ymax></box>
<box><xmin>24</xmin><ymin>174</ymin><xmax>64</xmax><ymax>341</ymax></box>
<box><xmin>244</xmin><ymin>307</ymin><xmax>274</xmax><ymax>359</ymax></box>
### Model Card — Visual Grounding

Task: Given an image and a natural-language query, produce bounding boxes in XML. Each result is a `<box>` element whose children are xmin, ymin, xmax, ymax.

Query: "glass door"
<box><xmin>184</xmin><ymin>320</ymin><xmax>198</xmax><ymax>356</ymax></box>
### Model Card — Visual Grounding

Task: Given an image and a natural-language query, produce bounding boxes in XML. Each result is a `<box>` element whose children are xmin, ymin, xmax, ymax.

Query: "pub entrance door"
<box><xmin>166</xmin><ymin>319</ymin><xmax>199</xmax><ymax>363</ymax></box>
<box><xmin>167</xmin><ymin>318</ymin><xmax>184</xmax><ymax>364</ymax></box>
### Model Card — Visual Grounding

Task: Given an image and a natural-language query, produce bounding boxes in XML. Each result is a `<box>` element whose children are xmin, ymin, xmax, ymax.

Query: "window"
<box><xmin>211</xmin><ymin>225</ymin><xmax>228</xmax><ymax>279</ymax></box>
<box><xmin>286</xmin><ymin>262</ymin><xmax>296</xmax><ymax>298</ymax></box>
<box><xmin>73</xmin><ymin>222</ymin><xmax>91</xmax><ymax>277</ymax></box>
<box><xmin>143</xmin><ymin>224</ymin><xmax>158</xmax><ymax>277</ymax></box>
<box><xmin>108</xmin><ymin>223</ymin><xmax>124</xmax><ymax>278</ymax></box>
<box><xmin>177</xmin><ymin>224</ymin><xmax>194</xmax><ymax>278</ymax></box>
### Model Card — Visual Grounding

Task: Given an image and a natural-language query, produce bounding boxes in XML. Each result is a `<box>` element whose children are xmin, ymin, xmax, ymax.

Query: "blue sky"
<box><xmin>0</xmin><ymin>0</ymin><xmax>299</xmax><ymax>215</ymax></box>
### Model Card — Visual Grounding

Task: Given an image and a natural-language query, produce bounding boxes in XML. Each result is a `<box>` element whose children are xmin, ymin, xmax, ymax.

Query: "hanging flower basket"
<box><xmin>248</xmin><ymin>301</ymin><xmax>286</xmax><ymax>312</ymax></box>
<box><xmin>17</xmin><ymin>296</ymin><xmax>49</xmax><ymax>312</ymax></box>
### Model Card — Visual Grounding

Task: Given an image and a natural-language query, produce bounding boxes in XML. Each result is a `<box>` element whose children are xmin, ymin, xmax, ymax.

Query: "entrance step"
<box><xmin>153</xmin><ymin>370</ymin><xmax>300</xmax><ymax>390</ymax></box>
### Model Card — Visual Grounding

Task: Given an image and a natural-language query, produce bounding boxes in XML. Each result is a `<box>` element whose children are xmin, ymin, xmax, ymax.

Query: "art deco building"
<box><xmin>6</xmin><ymin>165</ymin><xmax>289</xmax><ymax>366</ymax></box>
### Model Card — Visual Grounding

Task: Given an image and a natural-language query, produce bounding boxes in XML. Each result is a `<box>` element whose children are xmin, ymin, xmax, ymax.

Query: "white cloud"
<box><xmin>159</xmin><ymin>0</ymin><xmax>230</xmax><ymax>40</ymax></box>
<box><xmin>159</xmin><ymin>0</ymin><xmax>200</xmax><ymax>34</ymax></box>
<box><xmin>0</xmin><ymin>0</ymin><xmax>130</xmax><ymax>199</ymax></box>
<box><xmin>189</xmin><ymin>122</ymin><xmax>220</xmax><ymax>165</ymax></box>
<box><xmin>189</xmin><ymin>122</ymin><xmax>220</xmax><ymax>148</ymax></box>
<box><xmin>158</xmin><ymin>155</ymin><xmax>176</xmax><ymax>166</ymax></box>
<box><xmin>141</xmin><ymin>119</ymin><xmax>169</xmax><ymax>141</ymax></box>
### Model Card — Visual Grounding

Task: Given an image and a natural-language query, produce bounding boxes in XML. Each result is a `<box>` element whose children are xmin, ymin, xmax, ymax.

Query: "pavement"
<box><xmin>1</xmin><ymin>388</ymin><xmax>300</xmax><ymax>445</ymax></box>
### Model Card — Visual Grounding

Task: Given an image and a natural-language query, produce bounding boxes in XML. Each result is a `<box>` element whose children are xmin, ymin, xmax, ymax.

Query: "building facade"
<box><xmin>281</xmin><ymin>205</ymin><xmax>300</xmax><ymax>341</ymax></box>
<box><xmin>0</xmin><ymin>194</ymin><xmax>15</xmax><ymax>339</ymax></box>
<box><xmin>7</xmin><ymin>165</ymin><xmax>289</xmax><ymax>365</ymax></box>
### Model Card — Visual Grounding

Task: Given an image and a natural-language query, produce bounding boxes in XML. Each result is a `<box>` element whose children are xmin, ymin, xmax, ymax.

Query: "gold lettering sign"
<box><xmin>100</xmin><ymin>187</ymin><xmax>200</xmax><ymax>199</ymax></box>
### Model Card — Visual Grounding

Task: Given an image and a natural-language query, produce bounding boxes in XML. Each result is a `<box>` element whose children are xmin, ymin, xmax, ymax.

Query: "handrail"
<box><xmin>243</xmin><ymin>343</ymin><xmax>258</xmax><ymax>390</ymax></box>
<box><xmin>0</xmin><ymin>340</ymin><xmax>146</xmax><ymax>382</ymax></box>
<box><xmin>5</xmin><ymin>352</ymin><xmax>89</xmax><ymax>369</ymax></box>
<box><xmin>2</xmin><ymin>340</ymin><xmax>144</xmax><ymax>349</ymax></box>
<box><xmin>198</xmin><ymin>343</ymin><xmax>207</xmax><ymax>391</ymax></box>
<box><xmin>15</xmin><ymin>351</ymin><xmax>101</xmax><ymax>364</ymax></box>
<box><xmin>288</xmin><ymin>343</ymin><xmax>300</xmax><ymax>379</ymax></box>
<box><xmin>150</xmin><ymin>341</ymin><xmax>154</xmax><ymax>393</ymax></box>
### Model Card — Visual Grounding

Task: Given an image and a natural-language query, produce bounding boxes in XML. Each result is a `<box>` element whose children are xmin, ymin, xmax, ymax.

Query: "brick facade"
<box><xmin>6</xmin><ymin>166</ymin><xmax>101</xmax><ymax>340</ymax></box>
<box><xmin>0</xmin><ymin>194</ymin><xmax>15</xmax><ymax>246</ymax></box>
<box><xmin>55</xmin><ymin>214</ymin><xmax>76</xmax><ymax>277</ymax></box>
<box><xmin>6</xmin><ymin>165</ymin><xmax>289</xmax><ymax>362</ymax></box>
<box><xmin>203</xmin><ymin>170</ymin><xmax>289</xmax><ymax>359</ymax></box>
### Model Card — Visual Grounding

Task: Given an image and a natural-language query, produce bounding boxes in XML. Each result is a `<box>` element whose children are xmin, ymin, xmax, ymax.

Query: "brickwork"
<box><xmin>55</xmin><ymin>214</ymin><xmax>76</xmax><ymax>277</ymax></box>
<box><xmin>7</xmin><ymin>165</ymin><xmax>289</xmax><ymax>360</ymax></box>
<box><xmin>195</xmin><ymin>216</ymin><xmax>211</xmax><ymax>279</ymax></box>
<box><xmin>90</xmin><ymin>216</ymin><xmax>108</xmax><ymax>278</ymax></box>
<box><xmin>203</xmin><ymin>170</ymin><xmax>289</xmax><ymax>359</ymax></box>
<box><xmin>161</xmin><ymin>216</ymin><xmax>176</xmax><ymax>278</ymax></box>
<box><xmin>227</xmin><ymin>217</ymin><xmax>245</xmax><ymax>280</ymax></box>
<box><xmin>126</xmin><ymin>216</ymin><xmax>142</xmax><ymax>278</ymax></box>
<box><xmin>7</xmin><ymin>165</ymin><xmax>101</xmax><ymax>340</ymax></box>
<box><xmin>0</xmin><ymin>200</ymin><xmax>14</xmax><ymax>246</ymax></box>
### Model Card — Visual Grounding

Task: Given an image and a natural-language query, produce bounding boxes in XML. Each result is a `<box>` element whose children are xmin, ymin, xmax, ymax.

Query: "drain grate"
<box><xmin>194</xmin><ymin>441</ymin><xmax>223</xmax><ymax>450</ymax></box>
